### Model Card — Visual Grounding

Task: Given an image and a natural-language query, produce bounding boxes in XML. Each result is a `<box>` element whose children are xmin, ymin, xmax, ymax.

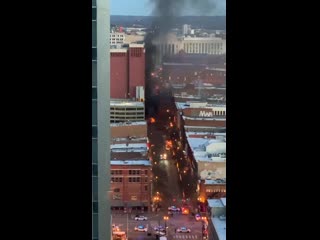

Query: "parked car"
<box><xmin>134</xmin><ymin>225</ymin><xmax>148</xmax><ymax>232</ymax></box>
<box><xmin>135</xmin><ymin>215</ymin><xmax>148</xmax><ymax>221</ymax></box>
<box><xmin>168</xmin><ymin>206</ymin><xmax>180</xmax><ymax>211</ymax></box>
<box><xmin>176</xmin><ymin>227</ymin><xmax>191</xmax><ymax>233</ymax></box>
<box><xmin>154</xmin><ymin>226</ymin><xmax>165</xmax><ymax>231</ymax></box>
<box><xmin>155</xmin><ymin>230</ymin><xmax>166</xmax><ymax>236</ymax></box>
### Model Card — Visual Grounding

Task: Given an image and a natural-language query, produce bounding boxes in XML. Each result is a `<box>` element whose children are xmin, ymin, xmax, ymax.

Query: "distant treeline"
<box><xmin>111</xmin><ymin>15</ymin><xmax>226</xmax><ymax>30</ymax></box>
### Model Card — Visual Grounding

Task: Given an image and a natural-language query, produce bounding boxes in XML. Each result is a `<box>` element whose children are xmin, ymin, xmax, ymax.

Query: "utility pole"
<box><xmin>126</xmin><ymin>213</ymin><xmax>129</xmax><ymax>240</ymax></box>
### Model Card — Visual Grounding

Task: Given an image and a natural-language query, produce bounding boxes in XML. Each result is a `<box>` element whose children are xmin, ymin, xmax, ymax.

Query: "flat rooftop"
<box><xmin>111</xmin><ymin>100</ymin><xmax>144</xmax><ymax>107</ymax></box>
<box><xmin>111</xmin><ymin>160</ymin><xmax>151</xmax><ymax>166</ymax></box>
<box><xmin>211</xmin><ymin>217</ymin><xmax>226</xmax><ymax>240</ymax></box>
<box><xmin>111</xmin><ymin>143</ymin><xmax>147</xmax><ymax>149</ymax></box>
<box><xmin>110</xmin><ymin>121</ymin><xmax>147</xmax><ymax>127</ymax></box>
<box><xmin>204</xmin><ymin>178</ymin><xmax>226</xmax><ymax>185</ymax></box>
<box><xmin>208</xmin><ymin>199</ymin><xmax>224</xmax><ymax>208</ymax></box>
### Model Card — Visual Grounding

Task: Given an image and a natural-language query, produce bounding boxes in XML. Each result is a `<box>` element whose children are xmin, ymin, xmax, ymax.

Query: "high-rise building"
<box><xmin>110</xmin><ymin>44</ymin><xmax>145</xmax><ymax>99</ymax></box>
<box><xmin>92</xmin><ymin>0</ymin><xmax>111</xmax><ymax>239</ymax></box>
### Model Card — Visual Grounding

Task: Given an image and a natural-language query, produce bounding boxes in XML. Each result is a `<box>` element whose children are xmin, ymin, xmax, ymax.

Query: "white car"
<box><xmin>168</xmin><ymin>206</ymin><xmax>181</xmax><ymax>211</ymax></box>
<box><xmin>176</xmin><ymin>227</ymin><xmax>191</xmax><ymax>233</ymax></box>
<box><xmin>155</xmin><ymin>230</ymin><xmax>166</xmax><ymax>236</ymax></box>
<box><xmin>134</xmin><ymin>225</ymin><xmax>148</xmax><ymax>232</ymax></box>
<box><xmin>135</xmin><ymin>215</ymin><xmax>148</xmax><ymax>221</ymax></box>
<box><xmin>154</xmin><ymin>226</ymin><xmax>165</xmax><ymax>231</ymax></box>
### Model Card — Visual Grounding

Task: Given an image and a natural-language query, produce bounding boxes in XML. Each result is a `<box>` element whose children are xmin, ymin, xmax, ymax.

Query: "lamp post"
<box><xmin>163</xmin><ymin>216</ymin><xmax>169</xmax><ymax>235</ymax></box>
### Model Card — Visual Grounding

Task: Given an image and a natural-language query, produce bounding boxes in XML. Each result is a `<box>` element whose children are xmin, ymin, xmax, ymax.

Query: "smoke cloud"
<box><xmin>149</xmin><ymin>0</ymin><xmax>216</xmax><ymax>34</ymax></box>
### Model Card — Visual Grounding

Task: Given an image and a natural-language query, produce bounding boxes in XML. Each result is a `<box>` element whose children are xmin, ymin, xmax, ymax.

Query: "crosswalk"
<box><xmin>172</xmin><ymin>235</ymin><xmax>198</xmax><ymax>239</ymax></box>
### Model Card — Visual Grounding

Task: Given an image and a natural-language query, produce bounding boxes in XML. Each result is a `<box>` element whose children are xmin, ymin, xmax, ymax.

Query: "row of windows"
<box><xmin>110</xmin><ymin>116</ymin><xmax>144</xmax><ymax>120</ymax></box>
<box><xmin>111</xmin><ymin>177</ymin><xmax>123</xmax><ymax>183</ymax></box>
<box><xmin>206</xmin><ymin>189</ymin><xmax>226</xmax><ymax>192</ymax></box>
<box><xmin>111</xmin><ymin>112</ymin><xmax>144</xmax><ymax>116</ymax></box>
<box><xmin>129</xmin><ymin>177</ymin><xmax>140</xmax><ymax>182</ymax></box>
<box><xmin>129</xmin><ymin>170</ymin><xmax>148</xmax><ymax>175</ymax></box>
<box><xmin>111</xmin><ymin>107</ymin><xmax>144</xmax><ymax>111</ymax></box>
<box><xmin>213</xmin><ymin>111</ymin><xmax>226</xmax><ymax>115</ymax></box>
<box><xmin>130</xmin><ymin>48</ymin><xmax>142</xmax><ymax>57</ymax></box>
<box><xmin>111</xmin><ymin>170</ymin><xmax>123</xmax><ymax>175</ymax></box>
<box><xmin>111</xmin><ymin>53</ymin><xmax>126</xmax><ymax>57</ymax></box>
<box><xmin>110</xmin><ymin>177</ymin><xmax>149</xmax><ymax>183</ymax></box>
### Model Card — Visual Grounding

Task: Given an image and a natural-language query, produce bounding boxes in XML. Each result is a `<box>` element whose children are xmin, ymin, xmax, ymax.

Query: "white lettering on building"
<box><xmin>199</xmin><ymin>111</ymin><xmax>213</xmax><ymax>117</ymax></box>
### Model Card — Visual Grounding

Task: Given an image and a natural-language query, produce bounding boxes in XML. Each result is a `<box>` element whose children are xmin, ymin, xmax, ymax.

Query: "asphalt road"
<box><xmin>112</xmin><ymin>74</ymin><xmax>205</xmax><ymax>240</ymax></box>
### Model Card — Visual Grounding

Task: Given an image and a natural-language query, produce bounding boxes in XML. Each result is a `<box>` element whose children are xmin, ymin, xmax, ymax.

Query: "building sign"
<box><xmin>131</xmin><ymin>196</ymin><xmax>137</xmax><ymax>201</ymax></box>
<box><xmin>199</xmin><ymin>111</ymin><xmax>213</xmax><ymax>117</ymax></box>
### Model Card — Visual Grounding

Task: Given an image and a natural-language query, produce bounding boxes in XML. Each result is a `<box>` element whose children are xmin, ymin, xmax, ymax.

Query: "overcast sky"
<box><xmin>111</xmin><ymin>0</ymin><xmax>226</xmax><ymax>16</ymax></box>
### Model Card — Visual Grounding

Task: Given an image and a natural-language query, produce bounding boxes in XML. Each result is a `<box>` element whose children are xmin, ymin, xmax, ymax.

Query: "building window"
<box><xmin>145</xmin><ymin>186</ymin><xmax>148</xmax><ymax>191</ymax></box>
<box><xmin>92</xmin><ymin>100</ymin><xmax>97</xmax><ymax>125</ymax></box>
<box><xmin>92</xmin><ymin>8</ymin><xmax>96</xmax><ymax>20</ymax></box>
<box><xmin>92</xmin><ymin>126</ymin><xmax>97</xmax><ymax>138</ymax></box>
<box><xmin>92</xmin><ymin>176</ymin><xmax>98</xmax><ymax>201</ymax></box>
<box><xmin>145</xmin><ymin>177</ymin><xmax>148</xmax><ymax>182</ymax></box>
<box><xmin>93</xmin><ymin>201</ymin><xmax>98</xmax><ymax>213</ymax></box>
<box><xmin>92</xmin><ymin>87</ymin><xmax>97</xmax><ymax>100</ymax></box>
<box><xmin>145</xmin><ymin>170</ymin><xmax>148</xmax><ymax>175</ymax></box>
<box><xmin>129</xmin><ymin>177</ymin><xmax>132</xmax><ymax>182</ymax></box>
<box><xmin>92</xmin><ymin>212</ymin><xmax>98</xmax><ymax>239</ymax></box>
<box><xmin>92</xmin><ymin>47</ymin><xmax>97</xmax><ymax>60</ymax></box>
<box><xmin>92</xmin><ymin>61</ymin><xmax>97</xmax><ymax>87</ymax></box>
<box><xmin>92</xmin><ymin>139</ymin><xmax>97</xmax><ymax>164</ymax></box>
<box><xmin>92</xmin><ymin>21</ymin><xmax>97</xmax><ymax>47</ymax></box>
<box><xmin>92</xmin><ymin>164</ymin><xmax>98</xmax><ymax>176</ymax></box>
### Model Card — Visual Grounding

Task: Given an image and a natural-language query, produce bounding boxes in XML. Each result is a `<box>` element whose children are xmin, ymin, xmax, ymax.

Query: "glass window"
<box><xmin>145</xmin><ymin>170</ymin><xmax>148</xmax><ymax>175</ymax></box>
<box><xmin>93</xmin><ymin>201</ymin><xmax>98</xmax><ymax>213</ymax></box>
<box><xmin>92</xmin><ymin>126</ymin><xmax>97</xmax><ymax>138</ymax></box>
<box><xmin>92</xmin><ymin>47</ymin><xmax>97</xmax><ymax>60</ymax></box>
<box><xmin>92</xmin><ymin>61</ymin><xmax>97</xmax><ymax>87</ymax></box>
<box><xmin>92</xmin><ymin>87</ymin><xmax>97</xmax><ymax>100</ymax></box>
<box><xmin>145</xmin><ymin>186</ymin><xmax>148</xmax><ymax>191</ymax></box>
<box><xmin>92</xmin><ymin>21</ymin><xmax>97</xmax><ymax>47</ymax></box>
<box><xmin>92</xmin><ymin>139</ymin><xmax>97</xmax><ymax>164</ymax></box>
<box><xmin>92</xmin><ymin>0</ymin><xmax>96</xmax><ymax>7</ymax></box>
<box><xmin>92</xmin><ymin>177</ymin><xmax>98</xmax><ymax>201</ymax></box>
<box><xmin>92</xmin><ymin>164</ymin><xmax>98</xmax><ymax>176</ymax></box>
<box><xmin>92</xmin><ymin>100</ymin><xmax>97</xmax><ymax>125</ymax></box>
<box><xmin>145</xmin><ymin>177</ymin><xmax>148</xmax><ymax>182</ymax></box>
<box><xmin>92</xmin><ymin>212</ymin><xmax>98</xmax><ymax>239</ymax></box>
<box><xmin>92</xmin><ymin>8</ymin><xmax>96</xmax><ymax>20</ymax></box>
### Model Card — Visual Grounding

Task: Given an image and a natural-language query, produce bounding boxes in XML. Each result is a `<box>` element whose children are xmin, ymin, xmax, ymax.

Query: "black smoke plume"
<box><xmin>145</xmin><ymin>0</ymin><xmax>216</xmax><ymax>116</ymax></box>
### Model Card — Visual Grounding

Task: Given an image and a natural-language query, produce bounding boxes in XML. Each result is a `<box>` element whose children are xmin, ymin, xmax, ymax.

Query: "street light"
<box><xmin>163</xmin><ymin>216</ymin><xmax>169</xmax><ymax>235</ymax></box>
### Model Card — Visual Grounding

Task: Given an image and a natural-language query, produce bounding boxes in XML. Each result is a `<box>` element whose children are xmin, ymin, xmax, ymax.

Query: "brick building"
<box><xmin>110</xmin><ymin>44</ymin><xmax>145</xmax><ymax>99</ymax></box>
<box><xmin>162</xmin><ymin>54</ymin><xmax>226</xmax><ymax>87</ymax></box>
<box><xmin>110</xmin><ymin>160</ymin><xmax>152</xmax><ymax>212</ymax></box>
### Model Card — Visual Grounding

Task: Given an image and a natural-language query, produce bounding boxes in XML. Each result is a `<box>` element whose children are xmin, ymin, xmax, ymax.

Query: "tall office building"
<box><xmin>92</xmin><ymin>0</ymin><xmax>111</xmax><ymax>239</ymax></box>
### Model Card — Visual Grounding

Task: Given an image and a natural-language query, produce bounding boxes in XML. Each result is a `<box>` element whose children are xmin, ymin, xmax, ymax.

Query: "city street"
<box><xmin>112</xmin><ymin>72</ymin><xmax>205</xmax><ymax>240</ymax></box>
